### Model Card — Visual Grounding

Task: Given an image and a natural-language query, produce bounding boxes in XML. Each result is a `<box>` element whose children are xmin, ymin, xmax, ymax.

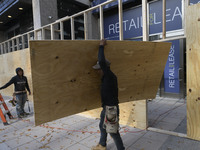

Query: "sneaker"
<box><xmin>91</xmin><ymin>144</ymin><xmax>106</xmax><ymax>150</ymax></box>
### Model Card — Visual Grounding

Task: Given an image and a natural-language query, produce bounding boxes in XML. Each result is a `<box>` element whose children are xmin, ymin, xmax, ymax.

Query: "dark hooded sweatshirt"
<box><xmin>0</xmin><ymin>68</ymin><xmax>30</xmax><ymax>94</ymax></box>
<box><xmin>98</xmin><ymin>45</ymin><xmax>119</xmax><ymax>107</ymax></box>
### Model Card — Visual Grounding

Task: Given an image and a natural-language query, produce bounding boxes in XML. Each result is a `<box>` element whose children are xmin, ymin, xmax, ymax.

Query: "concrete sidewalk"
<box><xmin>0</xmin><ymin>96</ymin><xmax>200</xmax><ymax>150</ymax></box>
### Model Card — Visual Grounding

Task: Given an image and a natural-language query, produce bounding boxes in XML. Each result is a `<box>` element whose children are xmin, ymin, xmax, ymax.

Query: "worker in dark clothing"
<box><xmin>0</xmin><ymin>67</ymin><xmax>31</xmax><ymax>118</ymax></box>
<box><xmin>92</xmin><ymin>39</ymin><xmax>125</xmax><ymax>150</ymax></box>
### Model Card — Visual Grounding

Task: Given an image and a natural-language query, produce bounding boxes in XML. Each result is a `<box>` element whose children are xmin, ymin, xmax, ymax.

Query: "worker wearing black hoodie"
<box><xmin>0</xmin><ymin>67</ymin><xmax>31</xmax><ymax>118</ymax></box>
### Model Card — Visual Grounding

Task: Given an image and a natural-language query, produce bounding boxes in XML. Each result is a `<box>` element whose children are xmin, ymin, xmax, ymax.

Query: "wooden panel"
<box><xmin>81</xmin><ymin>100</ymin><xmax>147</xmax><ymax>129</ymax></box>
<box><xmin>186</xmin><ymin>3</ymin><xmax>200</xmax><ymax>140</ymax></box>
<box><xmin>30</xmin><ymin>40</ymin><xmax>171</xmax><ymax>126</ymax></box>
<box><xmin>0</xmin><ymin>49</ymin><xmax>32</xmax><ymax>100</ymax></box>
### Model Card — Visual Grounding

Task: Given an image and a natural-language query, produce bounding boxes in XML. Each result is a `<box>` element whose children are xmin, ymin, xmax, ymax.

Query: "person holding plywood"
<box><xmin>0</xmin><ymin>67</ymin><xmax>31</xmax><ymax>119</ymax></box>
<box><xmin>92</xmin><ymin>39</ymin><xmax>125</xmax><ymax>150</ymax></box>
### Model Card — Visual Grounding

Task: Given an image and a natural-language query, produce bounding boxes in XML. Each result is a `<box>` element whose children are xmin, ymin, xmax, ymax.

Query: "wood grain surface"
<box><xmin>186</xmin><ymin>3</ymin><xmax>200</xmax><ymax>141</ymax></box>
<box><xmin>30</xmin><ymin>40</ymin><xmax>171</xmax><ymax>126</ymax></box>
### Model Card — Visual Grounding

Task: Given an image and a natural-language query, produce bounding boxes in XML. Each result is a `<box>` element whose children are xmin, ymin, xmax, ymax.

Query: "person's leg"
<box><xmin>110</xmin><ymin>106</ymin><xmax>125</xmax><ymax>150</ymax></box>
<box><xmin>99</xmin><ymin>108</ymin><xmax>107</xmax><ymax>147</ymax></box>
<box><xmin>21</xmin><ymin>94</ymin><xmax>27</xmax><ymax>114</ymax></box>
<box><xmin>110</xmin><ymin>132</ymin><xmax>125</xmax><ymax>150</ymax></box>
<box><xmin>15</xmin><ymin>94</ymin><xmax>23</xmax><ymax>118</ymax></box>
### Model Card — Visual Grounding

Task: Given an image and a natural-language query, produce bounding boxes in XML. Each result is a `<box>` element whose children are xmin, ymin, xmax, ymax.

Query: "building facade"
<box><xmin>0</xmin><ymin>0</ymin><xmax>91</xmax><ymax>42</ymax></box>
<box><xmin>92</xmin><ymin>0</ymin><xmax>199</xmax><ymax>98</ymax></box>
<box><xmin>1</xmin><ymin>0</ymin><xmax>200</xmax><ymax>98</ymax></box>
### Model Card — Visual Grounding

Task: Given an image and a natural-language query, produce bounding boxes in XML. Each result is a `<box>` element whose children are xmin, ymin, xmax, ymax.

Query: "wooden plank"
<box><xmin>186</xmin><ymin>3</ymin><xmax>200</xmax><ymax>140</ymax></box>
<box><xmin>119</xmin><ymin>100</ymin><xmax>147</xmax><ymax>129</ymax></box>
<box><xmin>162</xmin><ymin>0</ymin><xmax>166</xmax><ymax>39</ymax></box>
<box><xmin>0</xmin><ymin>49</ymin><xmax>32</xmax><ymax>99</ymax></box>
<box><xmin>30</xmin><ymin>40</ymin><xmax>171</xmax><ymax>126</ymax></box>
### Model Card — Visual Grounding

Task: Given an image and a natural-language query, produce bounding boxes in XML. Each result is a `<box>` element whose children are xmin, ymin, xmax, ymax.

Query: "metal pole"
<box><xmin>27</xmin><ymin>33</ymin><xmax>30</xmax><ymax>47</ymax></box>
<box><xmin>22</xmin><ymin>35</ymin><xmax>25</xmax><ymax>49</ymax></box>
<box><xmin>162</xmin><ymin>0</ymin><xmax>166</xmax><ymax>39</ymax></box>
<box><xmin>8</xmin><ymin>41</ymin><xmax>11</xmax><ymax>52</ymax></box>
<box><xmin>100</xmin><ymin>5</ymin><xmax>104</xmax><ymax>40</ymax></box>
<box><xmin>142</xmin><ymin>0</ymin><xmax>148</xmax><ymax>41</ymax></box>
<box><xmin>16</xmin><ymin>37</ymin><xmax>19</xmax><ymax>50</ymax></box>
<box><xmin>12</xmin><ymin>39</ymin><xmax>15</xmax><ymax>51</ymax></box>
<box><xmin>60</xmin><ymin>22</ymin><xmax>64</xmax><ymax>40</ymax></box>
<box><xmin>34</xmin><ymin>30</ymin><xmax>37</xmax><ymax>40</ymax></box>
<box><xmin>0</xmin><ymin>44</ymin><xmax>3</xmax><ymax>54</ymax></box>
<box><xmin>186</xmin><ymin>0</ymin><xmax>190</xmax><ymax>6</ymax></box>
<box><xmin>84</xmin><ymin>12</ymin><xmax>88</xmax><ymax>40</ymax></box>
<box><xmin>51</xmin><ymin>24</ymin><xmax>55</xmax><ymax>40</ymax></box>
<box><xmin>71</xmin><ymin>17</ymin><xmax>75</xmax><ymax>40</ymax></box>
<box><xmin>4</xmin><ymin>42</ymin><xmax>6</xmax><ymax>53</ymax></box>
<box><xmin>42</xmin><ymin>28</ymin><xmax>46</xmax><ymax>40</ymax></box>
<box><xmin>118</xmin><ymin>0</ymin><xmax>123</xmax><ymax>40</ymax></box>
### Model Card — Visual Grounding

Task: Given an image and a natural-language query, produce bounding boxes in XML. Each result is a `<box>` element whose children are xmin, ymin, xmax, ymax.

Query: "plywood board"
<box><xmin>30</xmin><ymin>40</ymin><xmax>171</xmax><ymax>126</ymax></box>
<box><xmin>0</xmin><ymin>49</ymin><xmax>33</xmax><ymax>100</ymax></box>
<box><xmin>186</xmin><ymin>3</ymin><xmax>200</xmax><ymax>141</ymax></box>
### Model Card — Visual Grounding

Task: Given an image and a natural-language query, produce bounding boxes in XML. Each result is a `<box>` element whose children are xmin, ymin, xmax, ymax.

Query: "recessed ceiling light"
<box><xmin>0</xmin><ymin>21</ymin><xmax>3</xmax><ymax>24</ymax></box>
<box><xmin>19</xmin><ymin>7</ymin><xmax>23</xmax><ymax>10</ymax></box>
<box><xmin>8</xmin><ymin>15</ymin><xmax>12</xmax><ymax>18</ymax></box>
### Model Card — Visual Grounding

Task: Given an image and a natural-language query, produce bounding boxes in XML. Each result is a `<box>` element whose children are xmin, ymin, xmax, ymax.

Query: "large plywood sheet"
<box><xmin>186</xmin><ymin>3</ymin><xmax>200</xmax><ymax>140</ymax></box>
<box><xmin>0</xmin><ymin>49</ymin><xmax>32</xmax><ymax>100</ymax></box>
<box><xmin>30</xmin><ymin>40</ymin><xmax>171</xmax><ymax>126</ymax></box>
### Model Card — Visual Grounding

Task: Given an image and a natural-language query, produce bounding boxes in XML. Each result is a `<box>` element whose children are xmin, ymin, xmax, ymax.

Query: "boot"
<box><xmin>91</xmin><ymin>144</ymin><xmax>106</xmax><ymax>150</ymax></box>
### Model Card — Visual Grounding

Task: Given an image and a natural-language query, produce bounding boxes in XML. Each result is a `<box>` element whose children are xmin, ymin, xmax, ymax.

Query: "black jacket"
<box><xmin>0</xmin><ymin>68</ymin><xmax>30</xmax><ymax>93</ymax></box>
<box><xmin>98</xmin><ymin>45</ymin><xmax>119</xmax><ymax>107</ymax></box>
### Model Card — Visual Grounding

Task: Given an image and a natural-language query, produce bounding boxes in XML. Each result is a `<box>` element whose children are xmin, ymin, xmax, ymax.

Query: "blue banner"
<box><xmin>104</xmin><ymin>0</ymin><xmax>184</xmax><ymax>40</ymax></box>
<box><xmin>103</xmin><ymin>0</ymin><xmax>200</xmax><ymax>40</ymax></box>
<box><xmin>149</xmin><ymin>0</ymin><xmax>182</xmax><ymax>34</ymax></box>
<box><xmin>164</xmin><ymin>40</ymin><xmax>180</xmax><ymax>93</ymax></box>
<box><xmin>104</xmin><ymin>5</ymin><xmax>142</xmax><ymax>40</ymax></box>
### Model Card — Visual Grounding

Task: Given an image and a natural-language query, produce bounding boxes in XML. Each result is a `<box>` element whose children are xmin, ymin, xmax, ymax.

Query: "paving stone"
<box><xmin>5</xmin><ymin>135</ymin><xmax>34</xmax><ymax>149</ymax></box>
<box><xmin>0</xmin><ymin>125</ymin><xmax>18</xmax><ymax>136</ymax></box>
<box><xmin>159</xmin><ymin>136</ymin><xmax>200</xmax><ymax>150</ymax></box>
<box><xmin>35</xmin><ymin>129</ymin><xmax>65</xmax><ymax>146</ymax></box>
<box><xmin>79</xmin><ymin>133</ymin><xmax>99</xmax><ymax>147</ymax></box>
<box><xmin>0</xmin><ymin>142</ymin><xmax>11</xmax><ymax>150</ymax></box>
<box><xmin>66</xmin><ymin>130</ymin><xmax>94</xmax><ymax>142</ymax></box>
<box><xmin>67</xmin><ymin>142</ymin><xmax>90</xmax><ymax>150</ymax></box>
<box><xmin>22</xmin><ymin>125</ymin><xmax>51</xmax><ymax>139</ymax></box>
<box><xmin>12</xmin><ymin>140</ymin><xmax>44</xmax><ymax>150</ymax></box>
<box><xmin>120</xmin><ymin>132</ymin><xmax>144</xmax><ymax>147</ymax></box>
<box><xmin>153</xmin><ymin>121</ymin><xmax>180</xmax><ymax>131</ymax></box>
<box><xmin>45</xmin><ymin>136</ymin><xmax>76</xmax><ymax>150</ymax></box>
<box><xmin>130</xmin><ymin>137</ymin><xmax>164</xmax><ymax>150</ymax></box>
<box><xmin>143</xmin><ymin>131</ymin><xmax>169</xmax><ymax>142</ymax></box>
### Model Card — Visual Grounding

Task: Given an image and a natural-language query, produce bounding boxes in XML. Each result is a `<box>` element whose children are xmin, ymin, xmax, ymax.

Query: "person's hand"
<box><xmin>100</xmin><ymin>39</ymin><xmax>107</xmax><ymax>46</ymax></box>
<box><xmin>29</xmin><ymin>91</ymin><xmax>31</xmax><ymax>95</ymax></box>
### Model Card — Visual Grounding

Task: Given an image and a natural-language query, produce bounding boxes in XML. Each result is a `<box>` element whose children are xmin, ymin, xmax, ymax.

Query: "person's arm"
<box><xmin>0</xmin><ymin>77</ymin><xmax>15</xmax><ymax>90</ymax></box>
<box><xmin>25</xmin><ymin>77</ymin><xmax>31</xmax><ymax>95</ymax></box>
<box><xmin>98</xmin><ymin>39</ymin><xmax>110</xmax><ymax>74</ymax></box>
